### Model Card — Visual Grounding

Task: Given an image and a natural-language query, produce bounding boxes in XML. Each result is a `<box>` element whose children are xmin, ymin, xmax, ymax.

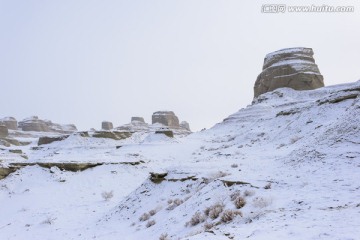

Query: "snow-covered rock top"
<box><xmin>18</xmin><ymin>116</ymin><xmax>77</xmax><ymax>133</ymax></box>
<box><xmin>264</xmin><ymin>47</ymin><xmax>313</xmax><ymax>67</ymax></box>
<box><xmin>254</xmin><ymin>47</ymin><xmax>324</xmax><ymax>98</ymax></box>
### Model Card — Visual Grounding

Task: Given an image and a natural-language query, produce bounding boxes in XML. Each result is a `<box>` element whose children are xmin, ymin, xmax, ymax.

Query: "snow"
<box><xmin>264</xmin><ymin>58</ymin><xmax>318</xmax><ymax>72</ymax></box>
<box><xmin>264</xmin><ymin>47</ymin><xmax>312</xmax><ymax>62</ymax></box>
<box><xmin>1</xmin><ymin>81</ymin><xmax>360</xmax><ymax>239</ymax></box>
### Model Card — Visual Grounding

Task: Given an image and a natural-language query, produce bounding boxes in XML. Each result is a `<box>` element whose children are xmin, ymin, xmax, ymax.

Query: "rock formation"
<box><xmin>38</xmin><ymin>135</ymin><xmax>70</xmax><ymax>146</ymax></box>
<box><xmin>92</xmin><ymin>131</ymin><xmax>132</xmax><ymax>140</ymax></box>
<box><xmin>180</xmin><ymin>121</ymin><xmax>190</xmax><ymax>131</ymax></box>
<box><xmin>19</xmin><ymin>116</ymin><xmax>50</xmax><ymax>132</ymax></box>
<box><xmin>155</xmin><ymin>129</ymin><xmax>174</xmax><ymax>138</ymax></box>
<box><xmin>102</xmin><ymin>121</ymin><xmax>113</xmax><ymax>130</ymax></box>
<box><xmin>0</xmin><ymin>117</ymin><xmax>18</xmax><ymax>130</ymax></box>
<box><xmin>152</xmin><ymin>111</ymin><xmax>180</xmax><ymax>128</ymax></box>
<box><xmin>0</xmin><ymin>125</ymin><xmax>9</xmax><ymax>138</ymax></box>
<box><xmin>18</xmin><ymin>116</ymin><xmax>77</xmax><ymax>133</ymax></box>
<box><xmin>115</xmin><ymin>113</ymin><xmax>191</xmax><ymax>136</ymax></box>
<box><xmin>254</xmin><ymin>47</ymin><xmax>324</xmax><ymax>98</ymax></box>
<box><xmin>131</xmin><ymin>117</ymin><xmax>145</xmax><ymax>123</ymax></box>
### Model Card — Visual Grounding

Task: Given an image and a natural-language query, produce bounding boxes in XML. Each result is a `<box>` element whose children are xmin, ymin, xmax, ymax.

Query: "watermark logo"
<box><xmin>261</xmin><ymin>4</ymin><xmax>354</xmax><ymax>13</ymax></box>
<box><xmin>262</xmin><ymin>4</ymin><xmax>286</xmax><ymax>13</ymax></box>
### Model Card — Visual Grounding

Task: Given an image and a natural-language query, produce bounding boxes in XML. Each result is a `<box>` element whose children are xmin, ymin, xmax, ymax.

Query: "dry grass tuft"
<box><xmin>220</xmin><ymin>210</ymin><xmax>242</xmax><ymax>223</ymax></box>
<box><xmin>187</xmin><ymin>211</ymin><xmax>206</xmax><ymax>226</ymax></box>
<box><xmin>101</xmin><ymin>191</ymin><xmax>114</xmax><ymax>201</ymax></box>
<box><xmin>204</xmin><ymin>202</ymin><xmax>224</xmax><ymax>220</ymax></box>
<box><xmin>139</xmin><ymin>213</ymin><xmax>150</xmax><ymax>222</ymax></box>
<box><xmin>146</xmin><ymin>220</ymin><xmax>156</xmax><ymax>228</ymax></box>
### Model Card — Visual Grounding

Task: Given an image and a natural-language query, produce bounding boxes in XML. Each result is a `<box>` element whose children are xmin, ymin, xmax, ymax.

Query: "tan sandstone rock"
<box><xmin>19</xmin><ymin>116</ymin><xmax>77</xmax><ymax>133</ymax></box>
<box><xmin>101</xmin><ymin>121</ymin><xmax>113</xmax><ymax>130</ymax></box>
<box><xmin>0</xmin><ymin>117</ymin><xmax>18</xmax><ymax>130</ymax></box>
<box><xmin>131</xmin><ymin>117</ymin><xmax>145</xmax><ymax>123</ymax></box>
<box><xmin>0</xmin><ymin>125</ymin><xmax>9</xmax><ymax>138</ymax></box>
<box><xmin>254</xmin><ymin>47</ymin><xmax>324</xmax><ymax>98</ymax></box>
<box><xmin>152</xmin><ymin>111</ymin><xmax>180</xmax><ymax>128</ymax></box>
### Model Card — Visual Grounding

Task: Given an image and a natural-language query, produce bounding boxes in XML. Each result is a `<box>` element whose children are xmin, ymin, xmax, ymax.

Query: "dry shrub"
<box><xmin>159</xmin><ymin>233</ymin><xmax>169</xmax><ymax>240</ymax></box>
<box><xmin>264</xmin><ymin>183</ymin><xmax>271</xmax><ymax>189</ymax></box>
<box><xmin>220</xmin><ymin>210</ymin><xmax>242</xmax><ymax>223</ymax></box>
<box><xmin>149</xmin><ymin>209</ymin><xmax>157</xmax><ymax>216</ymax></box>
<box><xmin>230</xmin><ymin>190</ymin><xmax>241</xmax><ymax>201</ymax></box>
<box><xmin>234</xmin><ymin>196</ymin><xmax>246</xmax><ymax>209</ymax></box>
<box><xmin>204</xmin><ymin>202</ymin><xmax>224</xmax><ymax>220</ymax></box>
<box><xmin>187</xmin><ymin>211</ymin><xmax>206</xmax><ymax>226</ymax></box>
<box><xmin>166</xmin><ymin>198</ymin><xmax>183</xmax><ymax>210</ymax></box>
<box><xmin>214</xmin><ymin>171</ymin><xmax>229</xmax><ymax>178</ymax></box>
<box><xmin>139</xmin><ymin>213</ymin><xmax>150</xmax><ymax>221</ymax></box>
<box><xmin>252</xmin><ymin>197</ymin><xmax>272</xmax><ymax>208</ymax></box>
<box><xmin>101</xmin><ymin>190</ymin><xmax>114</xmax><ymax>201</ymax></box>
<box><xmin>204</xmin><ymin>222</ymin><xmax>214</xmax><ymax>231</ymax></box>
<box><xmin>41</xmin><ymin>217</ymin><xmax>55</xmax><ymax>225</ymax></box>
<box><xmin>146</xmin><ymin>220</ymin><xmax>156</xmax><ymax>228</ymax></box>
<box><xmin>244</xmin><ymin>190</ymin><xmax>255</xmax><ymax>197</ymax></box>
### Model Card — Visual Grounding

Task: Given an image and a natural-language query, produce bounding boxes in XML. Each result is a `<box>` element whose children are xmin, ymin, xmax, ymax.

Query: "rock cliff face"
<box><xmin>0</xmin><ymin>125</ymin><xmax>9</xmax><ymax>138</ymax></box>
<box><xmin>0</xmin><ymin>117</ymin><xmax>18</xmax><ymax>130</ymax></box>
<box><xmin>18</xmin><ymin>116</ymin><xmax>77</xmax><ymax>133</ymax></box>
<box><xmin>254</xmin><ymin>47</ymin><xmax>324</xmax><ymax>98</ymax></box>
<box><xmin>152</xmin><ymin>111</ymin><xmax>179</xmax><ymax>128</ymax></box>
<box><xmin>101</xmin><ymin>121</ymin><xmax>113</xmax><ymax>130</ymax></box>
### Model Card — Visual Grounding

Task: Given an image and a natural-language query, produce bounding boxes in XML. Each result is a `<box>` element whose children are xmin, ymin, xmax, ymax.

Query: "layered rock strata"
<box><xmin>254</xmin><ymin>47</ymin><xmax>324</xmax><ymax>98</ymax></box>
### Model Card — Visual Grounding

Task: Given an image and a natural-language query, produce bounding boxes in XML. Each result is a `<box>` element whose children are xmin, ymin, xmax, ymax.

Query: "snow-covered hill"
<box><xmin>1</xmin><ymin>81</ymin><xmax>360</xmax><ymax>240</ymax></box>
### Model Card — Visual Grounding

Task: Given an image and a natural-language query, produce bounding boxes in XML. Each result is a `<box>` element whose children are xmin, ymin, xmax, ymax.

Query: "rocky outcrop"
<box><xmin>116</xmin><ymin>120</ymin><xmax>149</xmax><ymax>132</ymax></box>
<box><xmin>19</xmin><ymin>116</ymin><xmax>49</xmax><ymax>132</ymax></box>
<box><xmin>131</xmin><ymin>117</ymin><xmax>145</xmax><ymax>123</ymax></box>
<box><xmin>254</xmin><ymin>47</ymin><xmax>324</xmax><ymax>98</ymax></box>
<box><xmin>152</xmin><ymin>111</ymin><xmax>180</xmax><ymax>128</ymax></box>
<box><xmin>115</xmin><ymin>113</ymin><xmax>191</xmax><ymax>136</ymax></box>
<box><xmin>92</xmin><ymin>131</ymin><xmax>132</xmax><ymax>140</ymax></box>
<box><xmin>38</xmin><ymin>135</ymin><xmax>70</xmax><ymax>146</ymax></box>
<box><xmin>18</xmin><ymin>116</ymin><xmax>77</xmax><ymax>133</ymax></box>
<box><xmin>180</xmin><ymin>121</ymin><xmax>190</xmax><ymax>131</ymax></box>
<box><xmin>102</xmin><ymin>121</ymin><xmax>113</xmax><ymax>130</ymax></box>
<box><xmin>155</xmin><ymin>129</ymin><xmax>174</xmax><ymax>138</ymax></box>
<box><xmin>0</xmin><ymin>117</ymin><xmax>18</xmax><ymax>130</ymax></box>
<box><xmin>0</xmin><ymin>125</ymin><xmax>9</xmax><ymax>138</ymax></box>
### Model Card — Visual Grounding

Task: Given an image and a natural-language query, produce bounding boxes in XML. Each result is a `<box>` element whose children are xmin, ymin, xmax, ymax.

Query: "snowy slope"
<box><xmin>1</xmin><ymin>81</ymin><xmax>360</xmax><ymax>240</ymax></box>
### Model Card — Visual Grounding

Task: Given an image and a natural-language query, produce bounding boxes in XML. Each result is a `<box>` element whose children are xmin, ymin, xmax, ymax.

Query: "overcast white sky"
<box><xmin>1</xmin><ymin>0</ymin><xmax>359</xmax><ymax>131</ymax></box>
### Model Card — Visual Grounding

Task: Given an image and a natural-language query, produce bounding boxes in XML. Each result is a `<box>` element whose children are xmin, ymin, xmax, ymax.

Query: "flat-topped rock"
<box><xmin>19</xmin><ymin>116</ymin><xmax>50</xmax><ymax>132</ymax></box>
<box><xmin>18</xmin><ymin>116</ymin><xmax>77</xmax><ymax>133</ymax></box>
<box><xmin>254</xmin><ymin>47</ymin><xmax>324</xmax><ymax>98</ymax></box>
<box><xmin>152</xmin><ymin>111</ymin><xmax>180</xmax><ymax>128</ymax></box>
<box><xmin>131</xmin><ymin>117</ymin><xmax>145</xmax><ymax>123</ymax></box>
<box><xmin>102</xmin><ymin>121</ymin><xmax>113</xmax><ymax>130</ymax></box>
<box><xmin>0</xmin><ymin>117</ymin><xmax>18</xmax><ymax>130</ymax></box>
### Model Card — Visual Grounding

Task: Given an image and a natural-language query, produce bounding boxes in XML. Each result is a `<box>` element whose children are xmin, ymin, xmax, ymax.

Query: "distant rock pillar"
<box><xmin>131</xmin><ymin>117</ymin><xmax>145</xmax><ymax>123</ymax></box>
<box><xmin>152</xmin><ymin>111</ymin><xmax>180</xmax><ymax>128</ymax></box>
<box><xmin>101</xmin><ymin>121</ymin><xmax>113</xmax><ymax>130</ymax></box>
<box><xmin>180</xmin><ymin>121</ymin><xmax>191</xmax><ymax>131</ymax></box>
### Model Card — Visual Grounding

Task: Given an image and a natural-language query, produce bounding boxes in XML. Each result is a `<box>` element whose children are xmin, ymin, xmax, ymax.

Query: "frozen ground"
<box><xmin>1</xmin><ymin>81</ymin><xmax>360</xmax><ymax>239</ymax></box>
